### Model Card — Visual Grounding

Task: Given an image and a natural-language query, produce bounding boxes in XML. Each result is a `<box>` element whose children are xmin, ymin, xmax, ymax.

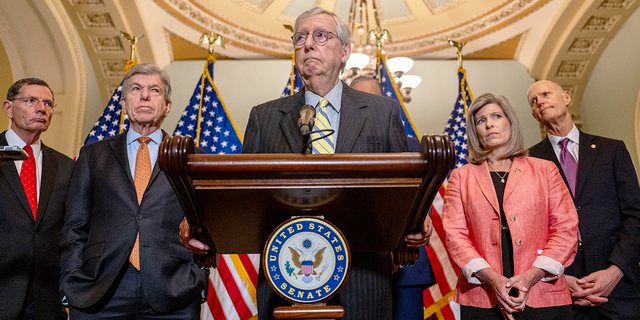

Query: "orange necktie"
<box><xmin>20</xmin><ymin>144</ymin><xmax>37</xmax><ymax>221</ymax></box>
<box><xmin>130</xmin><ymin>137</ymin><xmax>151</xmax><ymax>270</ymax></box>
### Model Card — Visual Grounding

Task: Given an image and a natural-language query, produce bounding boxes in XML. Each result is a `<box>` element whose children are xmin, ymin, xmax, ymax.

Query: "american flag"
<box><xmin>176</xmin><ymin>58</ymin><xmax>259</xmax><ymax>320</ymax></box>
<box><xmin>373</xmin><ymin>53</ymin><xmax>420</xmax><ymax>151</ymax></box>
<box><xmin>84</xmin><ymin>82</ymin><xmax>129</xmax><ymax>146</ymax></box>
<box><xmin>281</xmin><ymin>57</ymin><xmax>304</xmax><ymax>97</ymax></box>
<box><xmin>424</xmin><ymin>68</ymin><xmax>474</xmax><ymax>320</ymax></box>
<box><xmin>173</xmin><ymin>59</ymin><xmax>242</xmax><ymax>154</ymax></box>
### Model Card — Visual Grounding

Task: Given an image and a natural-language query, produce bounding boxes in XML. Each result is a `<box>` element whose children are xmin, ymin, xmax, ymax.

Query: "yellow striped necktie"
<box><xmin>130</xmin><ymin>136</ymin><xmax>151</xmax><ymax>270</ymax></box>
<box><xmin>311</xmin><ymin>98</ymin><xmax>335</xmax><ymax>154</ymax></box>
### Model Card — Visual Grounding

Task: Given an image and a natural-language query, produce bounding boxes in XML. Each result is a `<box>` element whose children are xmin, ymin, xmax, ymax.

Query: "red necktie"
<box><xmin>20</xmin><ymin>144</ymin><xmax>37</xmax><ymax>221</ymax></box>
<box><xmin>130</xmin><ymin>137</ymin><xmax>151</xmax><ymax>270</ymax></box>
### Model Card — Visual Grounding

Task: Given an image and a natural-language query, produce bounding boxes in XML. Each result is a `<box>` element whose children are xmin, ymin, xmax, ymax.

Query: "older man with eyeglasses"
<box><xmin>1</xmin><ymin>78</ymin><xmax>74</xmax><ymax>319</ymax></box>
<box><xmin>179</xmin><ymin>7</ymin><xmax>434</xmax><ymax>320</ymax></box>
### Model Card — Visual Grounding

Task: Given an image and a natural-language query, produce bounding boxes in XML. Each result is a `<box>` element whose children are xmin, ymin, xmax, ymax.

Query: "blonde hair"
<box><xmin>466</xmin><ymin>93</ymin><xmax>528</xmax><ymax>164</ymax></box>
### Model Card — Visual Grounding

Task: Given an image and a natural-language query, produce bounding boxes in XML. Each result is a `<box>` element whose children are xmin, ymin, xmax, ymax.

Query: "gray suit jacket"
<box><xmin>0</xmin><ymin>131</ymin><xmax>74</xmax><ymax>319</ymax></box>
<box><xmin>60</xmin><ymin>131</ymin><xmax>208</xmax><ymax>312</ymax></box>
<box><xmin>242</xmin><ymin>82</ymin><xmax>408</xmax><ymax>154</ymax></box>
<box><xmin>245</xmin><ymin>83</ymin><xmax>407</xmax><ymax>320</ymax></box>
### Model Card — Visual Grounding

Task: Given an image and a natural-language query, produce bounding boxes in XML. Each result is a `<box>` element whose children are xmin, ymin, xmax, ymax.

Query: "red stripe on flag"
<box><xmin>423</xmin><ymin>285</ymin><xmax>435</xmax><ymax>307</ymax></box>
<box><xmin>238</xmin><ymin>254</ymin><xmax>258</xmax><ymax>287</ymax></box>
<box><xmin>440</xmin><ymin>304</ymin><xmax>456</xmax><ymax>319</ymax></box>
<box><xmin>432</xmin><ymin>203</ymin><xmax>458</xmax><ymax>273</ymax></box>
<box><xmin>426</xmin><ymin>244</ymin><xmax>452</xmax><ymax>295</ymax></box>
<box><xmin>218</xmin><ymin>257</ymin><xmax>254</xmax><ymax>320</ymax></box>
<box><xmin>207</xmin><ymin>278</ymin><xmax>228</xmax><ymax>320</ymax></box>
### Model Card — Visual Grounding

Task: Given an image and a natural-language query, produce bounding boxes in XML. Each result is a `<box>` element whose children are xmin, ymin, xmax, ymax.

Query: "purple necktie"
<box><xmin>559</xmin><ymin>138</ymin><xmax>577</xmax><ymax>195</ymax></box>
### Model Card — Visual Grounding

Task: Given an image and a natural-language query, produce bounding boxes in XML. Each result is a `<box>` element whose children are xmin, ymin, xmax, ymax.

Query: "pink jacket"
<box><xmin>442</xmin><ymin>157</ymin><xmax>578</xmax><ymax>308</ymax></box>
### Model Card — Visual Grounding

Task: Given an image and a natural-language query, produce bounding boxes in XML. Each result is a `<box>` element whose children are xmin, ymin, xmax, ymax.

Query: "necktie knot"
<box><xmin>559</xmin><ymin>138</ymin><xmax>570</xmax><ymax>150</ymax></box>
<box><xmin>23</xmin><ymin>144</ymin><xmax>33</xmax><ymax>155</ymax></box>
<box><xmin>318</xmin><ymin>98</ymin><xmax>329</xmax><ymax>111</ymax></box>
<box><xmin>138</xmin><ymin>137</ymin><xmax>151</xmax><ymax>146</ymax></box>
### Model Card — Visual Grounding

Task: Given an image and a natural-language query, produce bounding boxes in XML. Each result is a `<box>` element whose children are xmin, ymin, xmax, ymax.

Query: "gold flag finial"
<box><xmin>448</xmin><ymin>39</ymin><xmax>467</xmax><ymax>69</ymax></box>
<box><xmin>121</xmin><ymin>31</ymin><xmax>144</xmax><ymax>62</ymax></box>
<box><xmin>199</xmin><ymin>33</ymin><xmax>225</xmax><ymax>61</ymax></box>
<box><xmin>368</xmin><ymin>28</ymin><xmax>392</xmax><ymax>53</ymax></box>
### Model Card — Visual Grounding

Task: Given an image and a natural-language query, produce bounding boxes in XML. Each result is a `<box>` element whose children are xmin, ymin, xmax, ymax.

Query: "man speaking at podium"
<box><xmin>181</xmin><ymin>7</ymin><xmax>433</xmax><ymax>320</ymax></box>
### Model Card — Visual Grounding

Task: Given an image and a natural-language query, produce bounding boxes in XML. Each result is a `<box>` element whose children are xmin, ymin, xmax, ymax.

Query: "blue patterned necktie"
<box><xmin>311</xmin><ymin>98</ymin><xmax>335</xmax><ymax>154</ymax></box>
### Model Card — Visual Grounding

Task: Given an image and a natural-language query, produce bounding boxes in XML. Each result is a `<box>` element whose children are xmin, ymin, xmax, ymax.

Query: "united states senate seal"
<box><xmin>263</xmin><ymin>217</ymin><xmax>351</xmax><ymax>304</ymax></box>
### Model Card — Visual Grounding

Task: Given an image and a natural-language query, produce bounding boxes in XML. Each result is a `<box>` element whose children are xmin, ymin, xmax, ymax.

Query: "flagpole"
<box><xmin>195</xmin><ymin>33</ymin><xmax>225</xmax><ymax>146</ymax></box>
<box><xmin>120</xmin><ymin>32</ymin><xmax>143</xmax><ymax>135</ymax></box>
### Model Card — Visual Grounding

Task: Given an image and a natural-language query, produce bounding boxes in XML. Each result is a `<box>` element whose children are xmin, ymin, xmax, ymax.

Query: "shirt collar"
<box><xmin>548</xmin><ymin>124</ymin><xmax>579</xmax><ymax>148</ymax></box>
<box><xmin>126</xmin><ymin>128</ymin><xmax>163</xmax><ymax>146</ymax></box>
<box><xmin>6</xmin><ymin>128</ymin><xmax>41</xmax><ymax>156</ymax></box>
<box><xmin>304</xmin><ymin>81</ymin><xmax>342</xmax><ymax>113</ymax></box>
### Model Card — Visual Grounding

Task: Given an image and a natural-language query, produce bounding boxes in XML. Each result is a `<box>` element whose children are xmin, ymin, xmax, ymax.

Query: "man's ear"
<box><xmin>3</xmin><ymin>100</ymin><xmax>13</xmax><ymax>120</ymax></box>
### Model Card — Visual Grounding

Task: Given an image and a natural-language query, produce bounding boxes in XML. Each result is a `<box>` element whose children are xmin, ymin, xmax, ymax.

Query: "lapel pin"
<box><xmin>591</xmin><ymin>144</ymin><xmax>596</xmax><ymax>148</ymax></box>
<box><xmin>515</xmin><ymin>168</ymin><xmax>521</xmax><ymax>173</ymax></box>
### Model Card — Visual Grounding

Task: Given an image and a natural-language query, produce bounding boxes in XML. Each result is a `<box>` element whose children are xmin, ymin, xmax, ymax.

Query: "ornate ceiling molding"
<box><xmin>386</xmin><ymin>0</ymin><xmax>549</xmax><ymax>56</ymax></box>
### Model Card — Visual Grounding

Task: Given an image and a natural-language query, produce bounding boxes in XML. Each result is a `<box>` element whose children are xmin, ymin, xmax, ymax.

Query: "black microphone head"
<box><xmin>299</xmin><ymin>104</ymin><xmax>316</xmax><ymax>135</ymax></box>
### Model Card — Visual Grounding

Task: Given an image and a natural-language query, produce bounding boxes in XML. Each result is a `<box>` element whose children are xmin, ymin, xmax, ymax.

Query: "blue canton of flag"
<box><xmin>444</xmin><ymin>69</ymin><xmax>474</xmax><ymax>168</ymax></box>
<box><xmin>281</xmin><ymin>62</ymin><xmax>304</xmax><ymax>97</ymax></box>
<box><xmin>173</xmin><ymin>59</ymin><xmax>243</xmax><ymax>154</ymax></box>
<box><xmin>373</xmin><ymin>54</ymin><xmax>420</xmax><ymax>151</ymax></box>
<box><xmin>84</xmin><ymin>82</ymin><xmax>129</xmax><ymax>146</ymax></box>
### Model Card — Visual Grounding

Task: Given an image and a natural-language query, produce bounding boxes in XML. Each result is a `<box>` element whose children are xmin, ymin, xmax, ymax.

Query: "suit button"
<box><xmin>137</xmin><ymin>214</ymin><xmax>142</xmax><ymax>220</ymax></box>
<box><xmin>516</xmin><ymin>240</ymin><xmax>522</xmax><ymax>245</ymax></box>
<box><xmin>576</xmin><ymin>206</ymin><xmax>581</xmax><ymax>211</ymax></box>
<box><xmin>26</xmin><ymin>262</ymin><xmax>32</xmax><ymax>269</ymax></box>
<box><xmin>510</xmin><ymin>215</ymin><xmax>516</xmax><ymax>221</ymax></box>
<box><xmin>33</xmin><ymin>232</ymin><xmax>38</xmax><ymax>238</ymax></box>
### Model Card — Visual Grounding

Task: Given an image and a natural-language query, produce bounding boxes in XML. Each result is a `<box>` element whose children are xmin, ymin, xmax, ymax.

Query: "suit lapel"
<box><xmin>35</xmin><ymin>143</ymin><xmax>57</xmax><ymax>227</ymax></box>
<box><xmin>471</xmin><ymin>162</ymin><xmax>500</xmax><ymax>216</ymax></box>
<box><xmin>146</xmin><ymin>130</ymin><xmax>169</xmax><ymax>189</ymax></box>
<box><xmin>109</xmin><ymin>132</ymin><xmax>135</xmax><ymax>189</ymax></box>
<box><xmin>0</xmin><ymin>132</ymin><xmax>37</xmax><ymax>221</ymax></box>
<box><xmin>576</xmin><ymin>131</ymin><xmax>597</xmax><ymax>199</ymax></box>
<box><xmin>279</xmin><ymin>91</ymin><xmax>306</xmax><ymax>153</ymax></box>
<box><xmin>503</xmin><ymin>157</ymin><xmax>528</xmax><ymax>202</ymax></box>
<box><xmin>335</xmin><ymin>84</ymin><xmax>367</xmax><ymax>153</ymax></box>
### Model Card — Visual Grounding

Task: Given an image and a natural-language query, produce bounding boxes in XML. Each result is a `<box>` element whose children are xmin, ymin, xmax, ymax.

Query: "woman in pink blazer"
<box><xmin>443</xmin><ymin>93</ymin><xmax>579</xmax><ymax>319</ymax></box>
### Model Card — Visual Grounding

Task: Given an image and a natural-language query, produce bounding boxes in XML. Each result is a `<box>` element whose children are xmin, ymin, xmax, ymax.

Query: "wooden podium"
<box><xmin>158</xmin><ymin>134</ymin><xmax>455</xmax><ymax>269</ymax></box>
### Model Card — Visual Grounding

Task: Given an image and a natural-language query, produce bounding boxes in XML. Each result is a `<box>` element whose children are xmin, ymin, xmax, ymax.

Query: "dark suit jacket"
<box><xmin>242</xmin><ymin>83</ymin><xmax>407</xmax><ymax>154</ymax></box>
<box><xmin>0</xmin><ymin>131</ymin><xmax>74</xmax><ymax>319</ymax></box>
<box><xmin>529</xmin><ymin>131</ymin><xmax>640</xmax><ymax>290</ymax></box>
<box><xmin>60</xmin><ymin>130</ymin><xmax>208</xmax><ymax>313</ymax></box>
<box><xmin>245</xmin><ymin>83</ymin><xmax>407</xmax><ymax>320</ymax></box>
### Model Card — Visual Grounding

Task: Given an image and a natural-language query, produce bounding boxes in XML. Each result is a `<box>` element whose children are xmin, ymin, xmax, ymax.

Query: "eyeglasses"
<box><xmin>12</xmin><ymin>96</ymin><xmax>56</xmax><ymax>109</ymax></box>
<box><xmin>292</xmin><ymin>29</ymin><xmax>338</xmax><ymax>47</ymax></box>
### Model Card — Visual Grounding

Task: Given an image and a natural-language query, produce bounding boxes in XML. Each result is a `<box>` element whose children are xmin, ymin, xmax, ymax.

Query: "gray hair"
<box><xmin>121</xmin><ymin>63</ymin><xmax>172</xmax><ymax>102</ymax></box>
<box><xmin>294</xmin><ymin>7</ymin><xmax>351</xmax><ymax>45</ymax></box>
<box><xmin>466</xmin><ymin>93</ymin><xmax>528</xmax><ymax>164</ymax></box>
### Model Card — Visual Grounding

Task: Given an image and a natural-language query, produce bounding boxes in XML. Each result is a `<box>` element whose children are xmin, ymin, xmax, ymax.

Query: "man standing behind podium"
<box><xmin>182</xmin><ymin>7</ymin><xmax>433</xmax><ymax>320</ymax></box>
<box><xmin>60</xmin><ymin>63</ymin><xmax>208</xmax><ymax>318</ymax></box>
<box><xmin>527</xmin><ymin>80</ymin><xmax>640</xmax><ymax>319</ymax></box>
<box><xmin>1</xmin><ymin>78</ymin><xmax>73</xmax><ymax>319</ymax></box>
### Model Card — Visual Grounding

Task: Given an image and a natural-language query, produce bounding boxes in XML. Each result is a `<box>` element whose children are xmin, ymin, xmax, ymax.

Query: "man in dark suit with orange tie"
<box><xmin>527</xmin><ymin>80</ymin><xmax>640</xmax><ymax>319</ymax></box>
<box><xmin>60</xmin><ymin>63</ymin><xmax>208</xmax><ymax>318</ymax></box>
<box><xmin>1</xmin><ymin>78</ymin><xmax>74</xmax><ymax>319</ymax></box>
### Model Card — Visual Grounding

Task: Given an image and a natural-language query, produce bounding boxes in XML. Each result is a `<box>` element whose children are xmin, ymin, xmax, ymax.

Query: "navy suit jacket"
<box><xmin>0</xmin><ymin>131</ymin><xmax>74</xmax><ymax>319</ymax></box>
<box><xmin>60</xmin><ymin>130</ymin><xmax>208</xmax><ymax>312</ymax></box>
<box><xmin>529</xmin><ymin>131</ymin><xmax>640</xmax><ymax>288</ymax></box>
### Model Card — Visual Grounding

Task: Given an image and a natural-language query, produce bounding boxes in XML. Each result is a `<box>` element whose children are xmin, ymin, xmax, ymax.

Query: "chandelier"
<box><xmin>342</xmin><ymin>0</ymin><xmax>421</xmax><ymax>102</ymax></box>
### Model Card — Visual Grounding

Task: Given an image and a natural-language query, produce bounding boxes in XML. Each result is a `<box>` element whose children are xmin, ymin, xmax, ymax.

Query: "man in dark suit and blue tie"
<box><xmin>60</xmin><ymin>63</ymin><xmax>208</xmax><ymax>318</ymax></box>
<box><xmin>182</xmin><ymin>7</ymin><xmax>433</xmax><ymax>320</ymax></box>
<box><xmin>1</xmin><ymin>78</ymin><xmax>74</xmax><ymax>319</ymax></box>
<box><xmin>527</xmin><ymin>80</ymin><xmax>640</xmax><ymax>319</ymax></box>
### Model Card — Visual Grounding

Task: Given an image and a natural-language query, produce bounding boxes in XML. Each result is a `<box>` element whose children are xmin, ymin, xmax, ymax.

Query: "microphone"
<box><xmin>298</xmin><ymin>104</ymin><xmax>316</xmax><ymax>136</ymax></box>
